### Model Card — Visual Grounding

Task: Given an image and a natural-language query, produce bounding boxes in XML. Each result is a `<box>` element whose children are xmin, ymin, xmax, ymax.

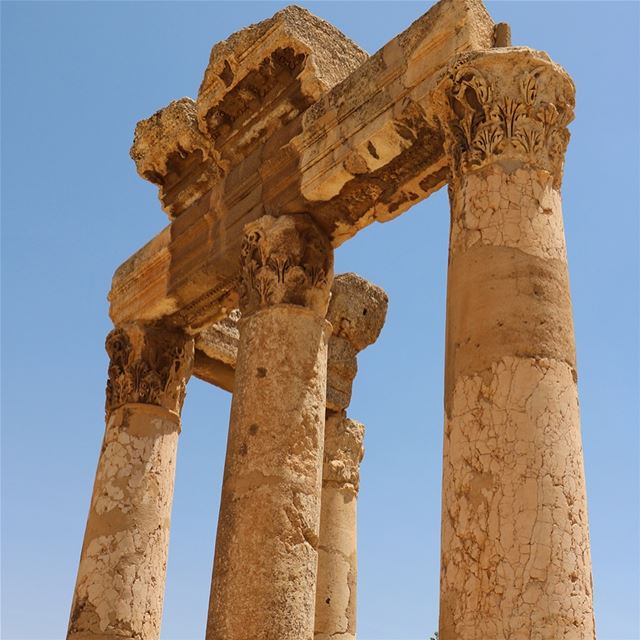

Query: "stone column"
<box><xmin>206</xmin><ymin>214</ymin><xmax>333</xmax><ymax>640</ymax></box>
<box><xmin>314</xmin><ymin>273</ymin><xmax>388</xmax><ymax>640</ymax></box>
<box><xmin>314</xmin><ymin>412</ymin><xmax>364</xmax><ymax>640</ymax></box>
<box><xmin>67</xmin><ymin>323</ymin><xmax>194</xmax><ymax>640</ymax></box>
<box><xmin>435</xmin><ymin>48</ymin><xmax>594</xmax><ymax>639</ymax></box>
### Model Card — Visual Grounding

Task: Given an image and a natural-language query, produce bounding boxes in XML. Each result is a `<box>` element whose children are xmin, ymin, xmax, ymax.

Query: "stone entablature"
<box><xmin>108</xmin><ymin>0</ymin><xmax>496</xmax><ymax>329</ymax></box>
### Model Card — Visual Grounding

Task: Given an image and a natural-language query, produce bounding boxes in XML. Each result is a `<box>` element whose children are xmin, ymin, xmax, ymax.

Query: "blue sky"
<box><xmin>1</xmin><ymin>1</ymin><xmax>638</xmax><ymax>639</ymax></box>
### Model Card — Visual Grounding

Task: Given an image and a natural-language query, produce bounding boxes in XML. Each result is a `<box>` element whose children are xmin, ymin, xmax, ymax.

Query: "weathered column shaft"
<box><xmin>437</xmin><ymin>49</ymin><xmax>594</xmax><ymax>639</ymax></box>
<box><xmin>206</xmin><ymin>214</ymin><xmax>333</xmax><ymax>640</ymax></box>
<box><xmin>314</xmin><ymin>273</ymin><xmax>387</xmax><ymax>640</ymax></box>
<box><xmin>68</xmin><ymin>324</ymin><xmax>194</xmax><ymax>640</ymax></box>
<box><xmin>315</xmin><ymin>412</ymin><xmax>364</xmax><ymax>640</ymax></box>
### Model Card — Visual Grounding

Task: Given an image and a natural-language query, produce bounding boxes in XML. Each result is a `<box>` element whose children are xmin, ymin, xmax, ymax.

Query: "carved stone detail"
<box><xmin>327</xmin><ymin>273</ymin><xmax>388</xmax><ymax>352</ymax></box>
<box><xmin>436</xmin><ymin>48</ymin><xmax>575</xmax><ymax>186</ymax></box>
<box><xmin>239</xmin><ymin>214</ymin><xmax>333</xmax><ymax>317</ymax></box>
<box><xmin>323</xmin><ymin>413</ymin><xmax>364</xmax><ymax>494</ymax></box>
<box><xmin>105</xmin><ymin>324</ymin><xmax>194</xmax><ymax>415</ymax></box>
<box><xmin>130</xmin><ymin>98</ymin><xmax>222</xmax><ymax>219</ymax></box>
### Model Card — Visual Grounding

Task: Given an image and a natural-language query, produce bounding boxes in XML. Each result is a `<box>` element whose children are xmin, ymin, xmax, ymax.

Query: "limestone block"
<box><xmin>130</xmin><ymin>98</ymin><xmax>222</xmax><ymax>219</ymax></box>
<box><xmin>328</xmin><ymin>272</ymin><xmax>388</xmax><ymax>352</ymax></box>
<box><xmin>192</xmin><ymin>273</ymin><xmax>388</xmax><ymax>412</ymax></box>
<box><xmin>315</xmin><ymin>414</ymin><xmax>364</xmax><ymax>640</ymax></box>
<box><xmin>197</xmin><ymin>5</ymin><xmax>367</xmax><ymax>167</ymax></box>
<box><xmin>111</xmin><ymin>0</ymin><xmax>496</xmax><ymax>328</ymax></box>
<box><xmin>195</xmin><ymin>309</ymin><xmax>240</xmax><ymax>366</ymax></box>
<box><xmin>326</xmin><ymin>336</ymin><xmax>358</xmax><ymax>412</ymax></box>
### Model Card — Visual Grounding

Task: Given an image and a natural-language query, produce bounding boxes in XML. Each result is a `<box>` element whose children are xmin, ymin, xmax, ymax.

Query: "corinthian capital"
<box><xmin>239</xmin><ymin>214</ymin><xmax>333</xmax><ymax>317</ymax></box>
<box><xmin>105</xmin><ymin>324</ymin><xmax>194</xmax><ymax>416</ymax></box>
<box><xmin>435</xmin><ymin>48</ymin><xmax>575</xmax><ymax>186</ymax></box>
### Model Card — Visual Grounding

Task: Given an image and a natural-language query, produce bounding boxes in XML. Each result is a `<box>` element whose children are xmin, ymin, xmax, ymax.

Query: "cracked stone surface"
<box><xmin>449</xmin><ymin>167</ymin><xmax>567</xmax><ymax>262</ymax></box>
<box><xmin>68</xmin><ymin>324</ymin><xmax>192</xmax><ymax>640</ymax></box>
<box><xmin>67</xmin><ymin>406</ymin><xmax>181</xmax><ymax>640</ymax></box>
<box><xmin>441</xmin><ymin>357</ymin><xmax>594</xmax><ymax>639</ymax></box>
<box><xmin>314</xmin><ymin>412</ymin><xmax>364</xmax><ymax>640</ymax></box>
<box><xmin>206</xmin><ymin>215</ymin><xmax>334</xmax><ymax>640</ymax></box>
<box><xmin>437</xmin><ymin>48</ymin><xmax>593</xmax><ymax>640</ymax></box>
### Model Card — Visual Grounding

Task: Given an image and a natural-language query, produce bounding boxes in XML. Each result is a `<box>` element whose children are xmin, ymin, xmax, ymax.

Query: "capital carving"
<box><xmin>239</xmin><ymin>214</ymin><xmax>333</xmax><ymax>317</ymax></box>
<box><xmin>105</xmin><ymin>324</ymin><xmax>194</xmax><ymax>416</ymax></box>
<box><xmin>323</xmin><ymin>413</ymin><xmax>364</xmax><ymax>495</ymax></box>
<box><xmin>436</xmin><ymin>48</ymin><xmax>575</xmax><ymax>187</ymax></box>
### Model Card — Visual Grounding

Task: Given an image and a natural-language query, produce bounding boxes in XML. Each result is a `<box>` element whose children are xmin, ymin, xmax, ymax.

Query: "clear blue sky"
<box><xmin>1</xmin><ymin>1</ymin><xmax>638</xmax><ymax>639</ymax></box>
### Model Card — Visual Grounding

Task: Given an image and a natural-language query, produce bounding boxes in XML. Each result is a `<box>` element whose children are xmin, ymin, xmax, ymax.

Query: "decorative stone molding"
<box><xmin>105</xmin><ymin>323</ymin><xmax>194</xmax><ymax>415</ymax></box>
<box><xmin>323</xmin><ymin>413</ymin><xmax>365</xmax><ymax>495</ymax></box>
<box><xmin>196</xmin><ymin>5</ymin><xmax>367</xmax><ymax>166</ymax></box>
<box><xmin>435</xmin><ymin>48</ymin><xmax>575</xmax><ymax>187</ymax></box>
<box><xmin>239</xmin><ymin>214</ymin><xmax>333</xmax><ymax>317</ymax></box>
<box><xmin>130</xmin><ymin>98</ymin><xmax>222</xmax><ymax>219</ymax></box>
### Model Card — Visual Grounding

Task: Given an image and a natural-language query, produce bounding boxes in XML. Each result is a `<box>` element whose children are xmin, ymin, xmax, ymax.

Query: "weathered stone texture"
<box><xmin>70</xmin><ymin>5</ymin><xmax>596</xmax><ymax>639</ymax></box>
<box><xmin>315</xmin><ymin>413</ymin><xmax>364</xmax><ymax>640</ymax></box>
<box><xmin>193</xmin><ymin>272</ymin><xmax>388</xmax><ymax>412</ymax></box>
<box><xmin>437</xmin><ymin>48</ymin><xmax>594</xmax><ymax>639</ymax></box>
<box><xmin>326</xmin><ymin>273</ymin><xmax>388</xmax><ymax>411</ymax></box>
<box><xmin>239</xmin><ymin>214</ymin><xmax>333</xmax><ymax>317</ymax></box>
<box><xmin>197</xmin><ymin>5</ymin><xmax>367</xmax><ymax>168</ymax></box>
<box><xmin>441</xmin><ymin>358</ymin><xmax>593</xmax><ymax>640</ymax></box>
<box><xmin>105</xmin><ymin>324</ymin><xmax>194</xmax><ymax>415</ymax></box>
<box><xmin>195</xmin><ymin>310</ymin><xmax>240</xmax><ymax>367</ymax></box>
<box><xmin>206</xmin><ymin>215</ymin><xmax>333</xmax><ymax>640</ymax></box>
<box><xmin>109</xmin><ymin>0</ymin><xmax>495</xmax><ymax>330</ymax></box>
<box><xmin>327</xmin><ymin>272</ymin><xmax>388</xmax><ymax>352</ymax></box>
<box><xmin>68</xmin><ymin>326</ymin><xmax>193</xmax><ymax>640</ymax></box>
<box><xmin>326</xmin><ymin>336</ymin><xmax>358</xmax><ymax>413</ymax></box>
<box><xmin>130</xmin><ymin>98</ymin><xmax>222</xmax><ymax>219</ymax></box>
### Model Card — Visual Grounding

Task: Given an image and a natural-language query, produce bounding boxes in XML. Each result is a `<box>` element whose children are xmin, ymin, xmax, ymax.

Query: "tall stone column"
<box><xmin>435</xmin><ymin>48</ymin><xmax>594</xmax><ymax>639</ymax></box>
<box><xmin>314</xmin><ymin>412</ymin><xmax>364</xmax><ymax>640</ymax></box>
<box><xmin>206</xmin><ymin>214</ymin><xmax>333</xmax><ymax>640</ymax></box>
<box><xmin>67</xmin><ymin>323</ymin><xmax>194</xmax><ymax>640</ymax></box>
<box><xmin>315</xmin><ymin>273</ymin><xmax>388</xmax><ymax>640</ymax></box>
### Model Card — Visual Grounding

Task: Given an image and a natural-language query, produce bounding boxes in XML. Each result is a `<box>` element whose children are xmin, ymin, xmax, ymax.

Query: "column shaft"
<box><xmin>68</xmin><ymin>325</ymin><xmax>193</xmax><ymax>640</ymax></box>
<box><xmin>437</xmin><ymin>49</ymin><xmax>594</xmax><ymax>639</ymax></box>
<box><xmin>206</xmin><ymin>214</ymin><xmax>333</xmax><ymax>640</ymax></box>
<box><xmin>314</xmin><ymin>412</ymin><xmax>364</xmax><ymax>640</ymax></box>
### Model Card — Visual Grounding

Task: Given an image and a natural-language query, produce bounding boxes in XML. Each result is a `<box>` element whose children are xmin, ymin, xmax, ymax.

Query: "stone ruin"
<box><xmin>66</xmin><ymin>0</ymin><xmax>595</xmax><ymax>638</ymax></box>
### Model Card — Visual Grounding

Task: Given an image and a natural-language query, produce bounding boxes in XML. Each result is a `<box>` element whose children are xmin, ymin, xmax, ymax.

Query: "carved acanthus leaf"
<box><xmin>440</xmin><ymin>49</ymin><xmax>575</xmax><ymax>186</ymax></box>
<box><xmin>239</xmin><ymin>214</ymin><xmax>333</xmax><ymax>316</ymax></box>
<box><xmin>105</xmin><ymin>325</ymin><xmax>194</xmax><ymax>416</ymax></box>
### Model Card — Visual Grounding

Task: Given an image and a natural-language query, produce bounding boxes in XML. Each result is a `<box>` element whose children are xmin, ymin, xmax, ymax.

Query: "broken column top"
<box><xmin>327</xmin><ymin>273</ymin><xmax>389</xmax><ymax>352</ymax></box>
